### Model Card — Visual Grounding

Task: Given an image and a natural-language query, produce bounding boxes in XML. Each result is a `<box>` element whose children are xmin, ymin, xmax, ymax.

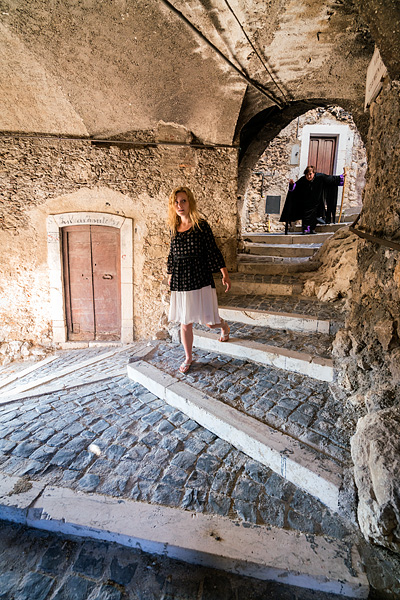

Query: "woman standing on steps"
<box><xmin>167</xmin><ymin>186</ymin><xmax>231</xmax><ymax>374</ymax></box>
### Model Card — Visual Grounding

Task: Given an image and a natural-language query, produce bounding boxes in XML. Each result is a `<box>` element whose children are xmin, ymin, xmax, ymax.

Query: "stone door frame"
<box><xmin>47</xmin><ymin>212</ymin><xmax>133</xmax><ymax>344</ymax></box>
<box><xmin>299</xmin><ymin>123</ymin><xmax>353</xmax><ymax>209</ymax></box>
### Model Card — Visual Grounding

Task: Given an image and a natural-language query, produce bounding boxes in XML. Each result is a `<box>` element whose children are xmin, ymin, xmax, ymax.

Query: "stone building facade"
<box><xmin>242</xmin><ymin>106</ymin><xmax>367</xmax><ymax>233</ymax></box>
<box><xmin>0</xmin><ymin>131</ymin><xmax>238</xmax><ymax>363</ymax></box>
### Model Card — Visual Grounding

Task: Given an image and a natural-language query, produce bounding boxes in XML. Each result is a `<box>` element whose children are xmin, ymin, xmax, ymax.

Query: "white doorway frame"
<box><xmin>47</xmin><ymin>212</ymin><xmax>133</xmax><ymax>344</ymax></box>
<box><xmin>299</xmin><ymin>123</ymin><xmax>353</xmax><ymax>209</ymax></box>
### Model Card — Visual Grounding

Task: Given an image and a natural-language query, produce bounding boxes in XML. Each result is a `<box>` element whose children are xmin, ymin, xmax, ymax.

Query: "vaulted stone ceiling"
<box><xmin>0</xmin><ymin>0</ymin><xmax>376</xmax><ymax>146</ymax></box>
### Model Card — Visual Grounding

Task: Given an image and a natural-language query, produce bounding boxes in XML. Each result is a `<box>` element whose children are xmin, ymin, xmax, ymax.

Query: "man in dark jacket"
<box><xmin>280</xmin><ymin>165</ymin><xmax>344</xmax><ymax>234</ymax></box>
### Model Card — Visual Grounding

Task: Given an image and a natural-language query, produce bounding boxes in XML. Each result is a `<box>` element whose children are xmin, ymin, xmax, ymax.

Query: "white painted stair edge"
<box><xmin>127</xmin><ymin>361</ymin><xmax>342</xmax><ymax>513</ymax></box>
<box><xmin>0</xmin><ymin>474</ymin><xmax>369</xmax><ymax>598</ymax></box>
<box><xmin>219</xmin><ymin>306</ymin><xmax>331</xmax><ymax>334</ymax></box>
<box><xmin>192</xmin><ymin>329</ymin><xmax>334</xmax><ymax>382</ymax></box>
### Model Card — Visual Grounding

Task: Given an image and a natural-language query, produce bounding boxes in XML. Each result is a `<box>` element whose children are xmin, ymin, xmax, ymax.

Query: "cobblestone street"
<box><xmin>0</xmin><ymin>353</ymin><xmax>350</xmax><ymax>537</ymax></box>
<box><xmin>0</xmin><ymin>345</ymin><xmax>399</xmax><ymax>599</ymax></box>
<box><xmin>220</xmin><ymin>294</ymin><xmax>345</xmax><ymax>332</ymax></box>
<box><xmin>0</xmin><ymin>520</ymin><xmax>346</xmax><ymax>600</ymax></box>
<box><xmin>150</xmin><ymin>343</ymin><xmax>356</xmax><ymax>464</ymax></box>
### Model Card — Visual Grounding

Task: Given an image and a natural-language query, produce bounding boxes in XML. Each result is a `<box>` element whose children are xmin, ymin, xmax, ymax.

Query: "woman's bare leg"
<box><xmin>181</xmin><ymin>323</ymin><xmax>193</xmax><ymax>364</ymax></box>
<box><xmin>207</xmin><ymin>318</ymin><xmax>230</xmax><ymax>341</ymax></box>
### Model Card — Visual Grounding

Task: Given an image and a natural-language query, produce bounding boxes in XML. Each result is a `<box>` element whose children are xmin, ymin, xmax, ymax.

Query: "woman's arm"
<box><xmin>220</xmin><ymin>267</ymin><xmax>231</xmax><ymax>292</ymax></box>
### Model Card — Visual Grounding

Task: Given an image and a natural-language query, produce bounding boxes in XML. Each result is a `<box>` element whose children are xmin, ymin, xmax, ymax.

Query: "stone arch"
<box><xmin>47</xmin><ymin>210</ymin><xmax>133</xmax><ymax>345</ymax></box>
<box><xmin>237</xmin><ymin>100</ymin><xmax>367</xmax><ymax>232</ymax></box>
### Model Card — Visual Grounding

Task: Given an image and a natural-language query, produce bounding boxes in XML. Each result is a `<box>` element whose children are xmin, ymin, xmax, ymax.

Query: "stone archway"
<box><xmin>240</xmin><ymin>105</ymin><xmax>367</xmax><ymax>234</ymax></box>
<box><xmin>47</xmin><ymin>212</ymin><xmax>133</xmax><ymax>345</ymax></box>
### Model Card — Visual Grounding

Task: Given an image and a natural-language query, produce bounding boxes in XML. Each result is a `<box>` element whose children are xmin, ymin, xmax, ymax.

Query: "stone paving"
<box><xmin>0</xmin><ymin>346</ymin><xmax>138</xmax><ymax>398</ymax></box>
<box><xmin>219</xmin><ymin>293</ymin><xmax>345</xmax><ymax>326</ymax></box>
<box><xmin>1</xmin><ymin>347</ymin><xmax>400</xmax><ymax>598</ymax></box>
<box><xmin>0</xmin><ymin>360</ymin><xmax>350</xmax><ymax>538</ymax></box>
<box><xmin>195</xmin><ymin>322</ymin><xmax>333</xmax><ymax>359</ymax></box>
<box><xmin>150</xmin><ymin>342</ymin><xmax>356</xmax><ymax>464</ymax></box>
<box><xmin>0</xmin><ymin>520</ymin><xmax>348</xmax><ymax>600</ymax></box>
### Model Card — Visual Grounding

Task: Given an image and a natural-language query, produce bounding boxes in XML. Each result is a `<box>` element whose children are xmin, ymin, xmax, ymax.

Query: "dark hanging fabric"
<box><xmin>280</xmin><ymin>173</ymin><xmax>342</xmax><ymax>229</ymax></box>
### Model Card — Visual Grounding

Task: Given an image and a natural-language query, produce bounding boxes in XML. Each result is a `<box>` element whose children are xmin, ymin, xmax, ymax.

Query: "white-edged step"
<box><xmin>218</xmin><ymin>305</ymin><xmax>331</xmax><ymax>334</ymax></box>
<box><xmin>243</xmin><ymin>242</ymin><xmax>320</xmax><ymax>257</ymax></box>
<box><xmin>0</xmin><ymin>474</ymin><xmax>369</xmax><ymax>598</ymax></box>
<box><xmin>127</xmin><ymin>361</ymin><xmax>341</xmax><ymax>511</ymax></box>
<box><xmin>192</xmin><ymin>329</ymin><xmax>333</xmax><ymax>382</ymax></box>
<box><xmin>242</xmin><ymin>232</ymin><xmax>332</xmax><ymax>244</ymax></box>
<box><xmin>215</xmin><ymin>274</ymin><xmax>304</xmax><ymax>297</ymax></box>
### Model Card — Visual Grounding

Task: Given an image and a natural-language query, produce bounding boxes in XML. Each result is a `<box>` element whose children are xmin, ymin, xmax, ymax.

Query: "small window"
<box><xmin>265</xmin><ymin>195</ymin><xmax>281</xmax><ymax>214</ymax></box>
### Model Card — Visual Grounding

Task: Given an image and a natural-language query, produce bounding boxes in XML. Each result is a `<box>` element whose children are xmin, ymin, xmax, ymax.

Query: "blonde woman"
<box><xmin>167</xmin><ymin>186</ymin><xmax>231</xmax><ymax>374</ymax></box>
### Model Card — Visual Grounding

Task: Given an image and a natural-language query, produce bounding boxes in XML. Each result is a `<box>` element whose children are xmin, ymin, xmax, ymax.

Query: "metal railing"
<box><xmin>349</xmin><ymin>213</ymin><xmax>400</xmax><ymax>252</ymax></box>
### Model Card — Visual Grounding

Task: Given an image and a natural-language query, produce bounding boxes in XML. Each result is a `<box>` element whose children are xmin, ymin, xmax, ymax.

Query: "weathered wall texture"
<box><xmin>242</xmin><ymin>106</ymin><xmax>366</xmax><ymax>233</ymax></box>
<box><xmin>0</xmin><ymin>133</ymin><xmax>238</xmax><ymax>363</ymax></box>
<box><xmin>302</xmin><ymin>228</ymin><xmax>359</xmax><ymax>302</ymax></box>
<box><xmin>334</xmin><ymin>80</ymin><xmax>400</xmax><ymax>552</ymax></box>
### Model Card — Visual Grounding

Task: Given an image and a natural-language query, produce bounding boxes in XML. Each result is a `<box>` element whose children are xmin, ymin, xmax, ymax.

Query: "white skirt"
<box><xmin>169</xmin><ymin>285</ymin><xmax>221</xmax><ymax>325</ymax></box>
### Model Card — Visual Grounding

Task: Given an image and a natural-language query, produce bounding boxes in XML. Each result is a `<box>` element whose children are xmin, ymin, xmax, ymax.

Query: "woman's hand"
<box><xmin>221</xmin><ymin>268</ymin><xmax>231</xmax><ymax>293</ymax></box>
<box><xmin>168</xmin><ymin>275</ymin><xmax>172</xmax><ymax>287</ymax></box>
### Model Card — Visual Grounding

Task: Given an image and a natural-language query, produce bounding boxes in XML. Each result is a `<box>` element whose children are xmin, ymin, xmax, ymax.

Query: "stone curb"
<box><xmin>0</xmin><ymin>474</ymin><xmax>369</xmax><ymax>598</ymax></box>
<box><xmin>192</xmin><ymin>330</ymin><xmax>334</xmax><ymax>382</ymax></box>
<box><xmin>0</xmin><ymin>343</ymin><xmax>152</xmax><ymax>405</ymax></box>
<box><xmin>216</xmin><ymin>278</ymin><xmax>304</xmax><ymax>297</ymax></box>
<box><xmin>0</xmin><ymin>369</ymin><xmax>127</xmax><ymax>406</ymax></box>
<box><xmin>0</xmin><ymin>347</ymin><xmax>127</xmax><ymax>400</ymax></box>
<box><xmin>244</xmin><ymin>242</ymin><xmax>319</xmax><ymax>257</ymax></box>
<box><xmin>218</xmin><ymin>306</ymin><xmax>330</xmax><ymax>334</ymax></box>
<box><xmin>242</xmin><ymin>233</ymin><xmax>332</xmax><ymax>244</ymax></box>
<box><xmin>126</xmin><ymin>361</ymin><xmax>342</xmax><ymax>512</ymax></box>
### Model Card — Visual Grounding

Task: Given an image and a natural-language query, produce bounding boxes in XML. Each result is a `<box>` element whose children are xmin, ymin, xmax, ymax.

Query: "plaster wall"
<box><xmin>0</xmin><ymin>135</ymin><xmax>238</xmax><ymax>362</ymax></box>
<box><xmin>242</xmin><ymin>107</ymin><xmax>366</xmax><ymax>233</ymax></box>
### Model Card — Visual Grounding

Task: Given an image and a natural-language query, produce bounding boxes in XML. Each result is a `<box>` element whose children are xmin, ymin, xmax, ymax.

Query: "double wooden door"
<box><xmin>308</xmin><ymin>136</ymin><xmax>337</xmax><ymax>175</ymax></box>
<box><xmin>62</xmin><ymin>225</ymin><xmax>121</xmax><ymax>341</ymax></box>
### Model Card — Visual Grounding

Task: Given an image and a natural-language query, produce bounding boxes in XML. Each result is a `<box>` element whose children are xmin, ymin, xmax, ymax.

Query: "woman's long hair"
<box><xmin>167</xmin><ymin>186</ymin><xmax>203</xmax><ymax>235</ymax></box>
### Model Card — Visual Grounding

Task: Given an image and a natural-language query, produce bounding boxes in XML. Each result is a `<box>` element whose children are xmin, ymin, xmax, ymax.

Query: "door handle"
<box><xmin>102</xmin><ymin>274</ymin><xmax>113</xmax><ymax>280</ymax></box>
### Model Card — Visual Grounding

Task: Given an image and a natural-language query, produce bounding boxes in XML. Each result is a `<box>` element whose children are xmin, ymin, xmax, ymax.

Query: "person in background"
<box><xmin>167</xmin><ymin>186</ymin><xmax>231</xmax><ymax>374</ymax></box>
<box><xmin>281</xmin><ymin>166</ymin><xmax>344</xmax><ymax>234</ymax></box>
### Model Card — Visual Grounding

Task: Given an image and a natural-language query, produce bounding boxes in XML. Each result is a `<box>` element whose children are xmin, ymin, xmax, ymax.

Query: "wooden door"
<box><xmin>62</xmin><ymin>225</ymin><xmax>121</xmax><ymax>341</ymax></box>
<box><xmin>308</xmin><ymin>136</ymin><xmax>337</xmax><ymax>175</ymax></box>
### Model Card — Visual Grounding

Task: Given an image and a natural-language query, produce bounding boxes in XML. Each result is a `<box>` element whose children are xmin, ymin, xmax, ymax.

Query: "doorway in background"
<box><xmin>308</xmin><ymin>136</ymin><xmax>337</xmax><ymax>175</ymax></box>
<box><xmin>62</xmin><ymin>225</ymin><xmax>121</xmax><ymax>341</ymax></box>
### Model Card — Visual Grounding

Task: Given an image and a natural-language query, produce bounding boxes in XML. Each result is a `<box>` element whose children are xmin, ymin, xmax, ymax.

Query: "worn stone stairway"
<box><xmin>0</xmin><ymin>212</ymin><xmax>372</xmax><ymax>597</ymax></box>
<box><xmin>126</xmin><ymin>215</ymin><xmax>372</xmax><ymax>596</ymax></box>
<box><xmin>238</xmin><ymin>215</ymin><xmax>357</xmax><ymax>276</ymax></box>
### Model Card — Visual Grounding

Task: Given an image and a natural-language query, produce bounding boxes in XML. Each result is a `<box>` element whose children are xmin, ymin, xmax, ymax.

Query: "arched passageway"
<box><xmin>240</xmin><ymin>104</ymin><xmax>367</xmax><ymax>233</ymax></box>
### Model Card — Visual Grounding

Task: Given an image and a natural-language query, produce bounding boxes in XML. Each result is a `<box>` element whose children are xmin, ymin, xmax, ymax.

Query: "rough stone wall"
<box><xmin>334</xmin><ymin>81</ymin><xmax>400</xmax><ymax>552</ymax></box>
<box><xmin>302</xmin><ymin>228</ymin><xmax>359</xmax><ymax>303</ymax></box>
<box><xmin>242</xmin><ymin>106</ymin><xmax>367</xmax><ymax>233</ymax></box>
<box><xmin>0</xmin><ymin>134</ymin><xmax>238</xmax><ymax>362</ymax></box>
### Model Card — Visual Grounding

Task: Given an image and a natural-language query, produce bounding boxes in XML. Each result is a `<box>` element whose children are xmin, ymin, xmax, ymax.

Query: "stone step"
<box><xmin>192</xmin><ymin>329</ymin><xmax>333</xmax><ymax>382</ymax></box>
<box><xmin>217</xmin><ymin>293</ymin><xmax>345</xmax><ymax>335</ymax></box>
<box><xmin>237</xmin><ymin>257</ymin><xmax>321</xmax><ymax>275</ymax></box>
<box><xmin>218</xmin><ymin>304</ymin><xmax>331</xmax><ymax>334</ymax></box>
<box><xmin>243</xmin><ymin>232</ymin><xmax>333</xmax><ymax>244</ymax></box>
<box><xmin>0</xmin><ymin>473</ymin><xmax>369</xmax><ymax>598</ymax></box>
<box><xmin>216</xmin><ymin>273</ymin><xmax>304</xmax><ymax>296</ymax></box>
<box><xmin>243</xmin><ymin>242</ymin><xmax>319</xmax><ymax>257</ymax></box>
<box><xmin>291</xmin><ymin>222</ymin><xmax>351</xmax><ymax>232</ymax></box>
<box><xmin>127</xmin><ymin>361</ymin><xmax>340</xmax><ymax>510</ymax></box>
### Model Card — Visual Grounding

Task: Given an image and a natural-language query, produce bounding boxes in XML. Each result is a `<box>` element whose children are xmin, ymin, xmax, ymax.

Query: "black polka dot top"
<box><xmin>167</xmin><ymin>220</ymin><xmax>226</xmax><ymax>292</ymax></box>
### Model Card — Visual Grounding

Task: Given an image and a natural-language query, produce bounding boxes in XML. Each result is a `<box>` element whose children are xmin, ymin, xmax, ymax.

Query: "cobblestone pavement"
<box><xmin>219</xmin><ymin>293</ymin><xmax>345</xmax><ymax>326</ymax></box>
<box><xmin>1</xmin><ymin>348</ymin><xmax>400</xmax><ymax>598</ymax></box>
<box><xmin>151</xmin><ymin>343</ymin><xmax>356</xmax><ymax>464</ymax></box>
<box><xmin>0</xmin><ymin>520</ymin><xmax>349</xmax><ymax>600</ymax></box>
<box><xmin>0</xmin><ymin>365</ymin><xmax>351</xmax><ymax>538</ymax></box>
<box><xmin>195</xmin><ymin>322</ymin><xmax>333</xmax><ymax>359</ymax></box>
<box><xmin>0</xmin><ymin>346</ymin><xmax>138</xmax><ymax>397</ymax></box>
